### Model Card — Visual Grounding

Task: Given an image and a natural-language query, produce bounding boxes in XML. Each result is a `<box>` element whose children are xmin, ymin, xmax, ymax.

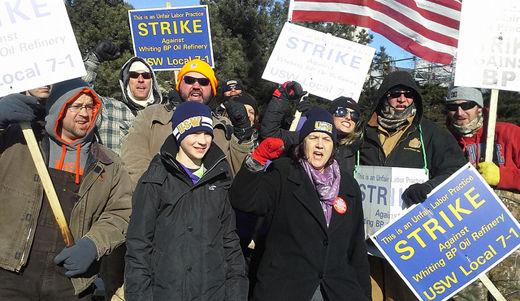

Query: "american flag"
<box><xmin>289</xmin><ymin>0</ymin><xmax>461</xmax><ymax>65</ymax></box>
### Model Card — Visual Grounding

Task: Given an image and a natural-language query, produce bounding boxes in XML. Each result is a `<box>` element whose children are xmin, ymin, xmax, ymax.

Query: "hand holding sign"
<box><xmin>0</xmin><ymin>94</ymin><xmax>40</xmax><ymax>128</ymax></box>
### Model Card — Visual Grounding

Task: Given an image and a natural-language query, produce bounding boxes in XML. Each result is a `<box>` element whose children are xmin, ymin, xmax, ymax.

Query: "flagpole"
<box><xmin>287</xmin><ymin>0</ymin><xmax>295</xmax><ymax>22</ymax></box>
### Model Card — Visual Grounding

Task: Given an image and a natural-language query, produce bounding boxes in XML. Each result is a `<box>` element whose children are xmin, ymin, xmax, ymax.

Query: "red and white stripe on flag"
<box><xmin>290</xmin><ymin>0</ymin><xmax>461</xmax><ymax>65</ymax></box>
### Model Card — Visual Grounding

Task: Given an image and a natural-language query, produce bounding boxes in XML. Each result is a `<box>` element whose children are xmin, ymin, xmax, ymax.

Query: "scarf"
<box><xmin>300</xmin><ymin>159</ymin><xmax>341</xmax><ymax>227</ymax></box>
<box><xmin>451</xmin><ymin>111</ymin><xmax>484</xmax><ymax>137</ymax></box>
<box><xmin>126</xmin><ymin>85</ymin><xmax>155</xmax><ymax>109</ymax></box>
<box><xmin>377</xmin><ymin>102</ymin><xmax>416</xmax><ymax>131</ymax></box>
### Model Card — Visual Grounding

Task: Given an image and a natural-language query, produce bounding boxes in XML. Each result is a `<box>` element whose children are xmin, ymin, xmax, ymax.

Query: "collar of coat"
<box><xmin>159</xmin><ymin>134</ymin><xmax>230</xmax><ymax>181</ymax></box>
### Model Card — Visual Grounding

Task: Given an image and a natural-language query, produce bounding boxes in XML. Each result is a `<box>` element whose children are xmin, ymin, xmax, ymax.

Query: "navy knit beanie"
<box><xmin>299</xmin><ymin>107</ymin><xmax>337</xmax><ymax>144</ymax></box>
<box><xmin>171</xmin><ymin>101</ymin><xmax>213</xmax><ymax>143</ymax></box>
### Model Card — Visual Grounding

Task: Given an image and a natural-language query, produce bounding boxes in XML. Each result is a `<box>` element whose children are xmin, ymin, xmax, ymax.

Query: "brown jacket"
<box><xmin>121</xmin><ymin>103</ymin><xmax>254</xmax><ymax>186</ymax></box>
<box><xmin>0</xmin><ymin>125</ymin><xmax>132</xmax><ymax>295</ymax></box>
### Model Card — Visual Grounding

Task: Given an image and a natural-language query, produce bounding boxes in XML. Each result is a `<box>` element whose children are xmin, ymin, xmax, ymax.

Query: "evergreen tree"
<box><xmin>66</xmin><ymin>0</ymin><xmax>134</xmax><ymax>99</ymax></box>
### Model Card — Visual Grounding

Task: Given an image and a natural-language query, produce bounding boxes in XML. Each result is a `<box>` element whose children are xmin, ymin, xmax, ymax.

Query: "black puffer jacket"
<box><xmin>359</xmin><ymin>71</ymin><xmax>466</xmax><ymax>190</ymax></box>
<box><xmin>125</xmin><ymin>135</ymin><xmax>248</xmax><ymax>301</ymax></box>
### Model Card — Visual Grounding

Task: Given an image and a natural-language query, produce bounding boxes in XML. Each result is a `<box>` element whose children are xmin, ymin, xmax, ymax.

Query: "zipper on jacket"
<box><xmin>16</xmin><ymin>227</ymin><xmax>33</xmax><ymax>271</ymax></box>
<box><xmin>194</xmin><ymin>155</ymin><xmax>227</xmax><ymax>187</ymax></box>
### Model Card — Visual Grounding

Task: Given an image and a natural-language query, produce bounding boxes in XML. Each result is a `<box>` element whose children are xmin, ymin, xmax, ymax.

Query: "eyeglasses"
<box><xmin>68</xmin><ymin>104</ymin><xmax>96</xmax><ymax>113</ymax></box>
<box><xmin>129</xmin><ymin>71</ymin><xmax>152</xmax><ymax>79</ymax></box>
<box><xmin>183</xmin><ymin>76</ymin><xmax>210</xmax><ymax>86</ymax></box>
<box><xmin>334</xmin><ymin>107</ymin><xmax>360</xmax><ymax>122</ymax></box>
<box><xmin>387</xmin><ymin>90</ymin><xmax>414</xmax><ymax>99</ymax></box>
<box><xmin>446</xmin><ymin>101</ymin><xmax>478</xmax><ymax>112</ymax></box>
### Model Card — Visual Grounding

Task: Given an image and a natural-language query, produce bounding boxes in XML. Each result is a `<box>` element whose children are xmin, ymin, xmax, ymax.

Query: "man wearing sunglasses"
<box><xmin>83</xmin><ymin>42</ymin><xmax>163</xmax><ymax>154</ymax></box>
<box><xmin>121</xmin><ymin>59</ymin><xmax>255</xmax><ymax>186</ymax></box>
<box><xmin>223</xmin><ymin>79</ymin><xmax>244</xmax><ymax>97</ymax></box>
<box><xmin>446</xmin><ymin>86</ymin><xmax>520</xmax><ymax>192</ymax></box>
<box><xmin>360</xmin><ymin>71</ymin><xmax>466</xmax><ymax>301</ymax></box>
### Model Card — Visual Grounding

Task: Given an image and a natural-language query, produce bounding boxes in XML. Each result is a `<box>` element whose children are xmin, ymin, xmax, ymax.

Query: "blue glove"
<box><xmin>402</xmin><ymin>183</ymin><xmax>432</xmax><ymax>206</ymax></box>
<box><xmin>54</xmin><ymin>237</ymin><xmax>98</xmax><ymax>277</ymax></box>
<box><xmin>0</xmin><ymin>94</ymin><xmax>40</xmax><ymax>128</ymax></box>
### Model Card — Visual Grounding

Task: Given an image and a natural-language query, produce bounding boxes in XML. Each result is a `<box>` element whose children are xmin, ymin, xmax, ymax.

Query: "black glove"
<box><xmin>54</xmin><ymin>237</ymin><xmax>98</xmax><ymax>277</ymax></box>
<box><xmin>273</xmin><ymin>81</ymin><xmax>306</xmax><ymax>101</ymax></box>
<box><xmin>223</xmin><ymin>100</ymin><xmax>253</xmax><ymax>142</ymax></box>
<box><xmin>296</xmin><ymin>96</ymin><xmax>311</xmax><ymax>113</ymax></box>
<box><xmin>0</xmin><ymin>94</ymin><xmax>40</xmax><ymax>128</ymax></box>
<box><xmin>92</xmin><ymin>40</ymin><xmax>120</xmax><ymax>62</ymax></box>
<box><xmin>402</xmin><ymin>183</ymin><xmax>432</xmax><ymax>206</ymax></box>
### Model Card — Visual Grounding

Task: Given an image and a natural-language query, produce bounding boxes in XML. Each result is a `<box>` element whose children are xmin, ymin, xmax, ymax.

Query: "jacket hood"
<box><xmin>44</xmin><ymin>78</ymin><xmax>102</xmax><ymax>184</ymax></box>
<box><xmin>372</xmin><ymin>71</ymin><xmax>423</xmax><ymax>123</ymax></box>
<box><xmin>119</xmin><ymin>56</ymin><xmax>163</xmax><ymax>112</ymax></box>
<box><xmin>45</xmin><ymin>78</ymin><xmax>101</xmax><ymax>147</ymax></box>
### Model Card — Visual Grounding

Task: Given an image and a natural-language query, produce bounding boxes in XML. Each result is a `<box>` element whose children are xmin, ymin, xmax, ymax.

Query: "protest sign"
<box><xmin>0</xmin><ymin>0</ymin><xmax>86</xmax><ymax>97</ymax></box>
<box><xmin>128</xmin><ymin>6</ymin><xmax>213</xmax><ymax>70</ymax></box>
<box><xmin>455</xmin><ymin>0</ymin><xmax>520</xmax><ymax>92</ymax></box>
<box><xmin>355</xmin><ymin>165</ymin><xmax>428</xmax><ymax>239</ymax></box>
<box><xmin>371</xmin><ymin>163</ymin><xmax>520</xmax><ymax>301</ymax></box>
<box><xmin>262</xmin><ymin>22</ymin><xmax>375</xmax><ymax>101</ymax></box>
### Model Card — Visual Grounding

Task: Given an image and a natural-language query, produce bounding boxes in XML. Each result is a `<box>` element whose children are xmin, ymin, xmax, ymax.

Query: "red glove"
<box><xmin>272</xmin><ymin>81</ymin><xmax>305</xmax><ymax>100</ymax></box>
<box><xmin>251</xmin><ymin>138</ymin><xmax>285</xmax><ymax>165</ymax></box>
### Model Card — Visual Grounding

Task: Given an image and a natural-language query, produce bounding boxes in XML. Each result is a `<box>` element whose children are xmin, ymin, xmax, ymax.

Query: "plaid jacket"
<box><xmin>96</xmin><ymin>96</ymin><xmax>135</xmax><ymax>154</ymax></box>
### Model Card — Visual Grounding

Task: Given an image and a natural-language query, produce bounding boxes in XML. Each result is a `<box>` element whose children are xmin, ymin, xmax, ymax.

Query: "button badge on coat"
<box><xmin>333</xmin><ymin>197</ymin><xmax>347</xmax><ymax>214</ymax></box>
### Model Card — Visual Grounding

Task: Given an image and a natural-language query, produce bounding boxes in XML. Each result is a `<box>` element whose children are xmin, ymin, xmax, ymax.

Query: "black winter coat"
<box><xmin>360</xmin><ymin>71</ymin><xmax>466</xmax><ymax>190</ymax></box>
<box><xmin>231</xmin><ymin>158</ymin><xmax>371</xmax><ymax>301</ymax></box>
<box><xmin>125</xmin><ymin>135</ymin><xmax>248</xmax><ymax>301</ymax></box>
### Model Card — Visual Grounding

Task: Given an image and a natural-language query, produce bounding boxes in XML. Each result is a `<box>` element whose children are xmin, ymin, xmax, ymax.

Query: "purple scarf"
<box><xmin>300</xmin><ymin>159</ymin><xmax>341</xmax><ymax>227</ymax></box>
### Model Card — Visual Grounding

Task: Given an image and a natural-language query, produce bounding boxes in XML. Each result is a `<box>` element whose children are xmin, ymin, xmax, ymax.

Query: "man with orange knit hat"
<box><xmin>121</xmin><ymin>59</ymin><xmax>255</xmax><ymax>185</ymax></box>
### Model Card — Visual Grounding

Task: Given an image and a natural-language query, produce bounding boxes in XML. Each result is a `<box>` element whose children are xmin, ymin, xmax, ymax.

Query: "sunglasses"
<box><xmin>129</xmin><ymin>71</ymin><xmax>152</xmax><ymax>79</ymax></box>
<box><xmin>334</xmin><ymin>107</ymin><xmax>360</xmax><ymax>122</ymax></box>
<box><xmin>387</xmin><ymin>90</ymin><xmax>414</xmax><ymax>99</ymax></box>
<box><xmin>446</xmin><ymin>101</ymin><xmax>478</xmax><ymax>112</ymax></box>
<box><xmin>183</xmin><ymin>76</ymin><xmax>210</xmax><ymax>86</ymax></box>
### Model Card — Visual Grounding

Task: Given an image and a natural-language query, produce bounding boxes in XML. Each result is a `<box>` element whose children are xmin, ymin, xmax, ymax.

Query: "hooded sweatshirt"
<box><xmin>45</xmin><ymin>78</ymin><xmax>102</xmax><ymax>184</ymax></box>
<box><xmin>360</xmin><ymin>70</ymin><xmax>466</xmax><ymax>189</ymax></box>
<box><xmin>118</xmin><ymin>57</ymin><xmax>163</xmax><ymax>114</ymax></box>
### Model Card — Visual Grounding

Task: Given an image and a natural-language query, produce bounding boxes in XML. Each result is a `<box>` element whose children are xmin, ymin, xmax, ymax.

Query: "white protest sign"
<box><xmin>455</xmin><ymin>0</ymin><xmax>520</xmax><ymax>92</ymax></box>
<box><xmin>262</xmin><ymin>22</ymin><xmax>375</xmax><ymax>101</ymax></box>
<box><xmin>0</xmin><ymin>0</ymin><xmax>86</xmax><ymax>97</ymax></box>
<box><xmin>355</xmin><ymin>166</ymin><xmax>428</xmax><ymax>239</ymax></box>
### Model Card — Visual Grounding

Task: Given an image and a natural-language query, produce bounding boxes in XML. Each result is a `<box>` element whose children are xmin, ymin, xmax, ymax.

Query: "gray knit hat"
<box><xmin>446</xmin><ymin>86</ymin><xmax>483</xmax><ymax>107</ymax></box>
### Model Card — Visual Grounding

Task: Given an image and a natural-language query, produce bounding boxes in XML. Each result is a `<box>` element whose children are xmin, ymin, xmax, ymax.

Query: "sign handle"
<box><xmin>20</xmin><ymin>122</ymin><xmax>74</xmax><ymax>248</ymax></box>
<box><xmin>289</xmin><ymin>92</ymin><xmax>309</xmax><ymax>131</ymax></box>
<box><xmin>484</xmin><ymin>89</ymin><xmax>499</xmax><ymax>162</ymax></box>
<box><xmin>479</xmin><ymin>274</ymin><xmax>506</xmax><ymax>301</ymax></box>
<box><xmin>481</xmin><ymin>88</ymin><xmax>505</xmax><ymax>300</ymax></box>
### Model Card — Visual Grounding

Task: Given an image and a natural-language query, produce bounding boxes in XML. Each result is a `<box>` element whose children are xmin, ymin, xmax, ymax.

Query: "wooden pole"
<box><xmin>20</xmin><ymin>122</ymin><xmax>74</xmax><ymax>247</ymax></box>
<box><xmin>479</xmin><ymin>88</ymin><xmax>505</xmax><ymax>301</ymax></box>
<box><xmin>289</xmin><ymin>92</ymin><xmax>309</xmax><ymax>131</ymax></box>
<box><xmin>484</xmin><ymin>89</ymin><xmax>499</xmax><ymax>162</ymax></box>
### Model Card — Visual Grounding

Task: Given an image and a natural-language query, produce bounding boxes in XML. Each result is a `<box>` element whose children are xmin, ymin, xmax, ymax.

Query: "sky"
<box><xmin>126</xmin><ymin>0</ymin><xmax>415</xmax><ymax>68</ymax></box>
